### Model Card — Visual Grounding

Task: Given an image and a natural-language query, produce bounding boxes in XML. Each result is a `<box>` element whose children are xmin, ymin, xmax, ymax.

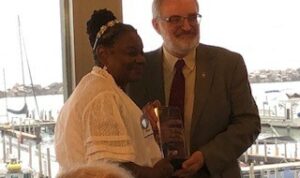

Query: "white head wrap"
<box><xmin>93</xmin><ymin>19</ymin><xmax>120</xmax><ymax>50</ymax></box>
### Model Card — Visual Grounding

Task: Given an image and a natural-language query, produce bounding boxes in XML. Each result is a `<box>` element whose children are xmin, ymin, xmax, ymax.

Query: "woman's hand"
<box><xmin>121</xmin><ymin>159</ymin><xmax>174</xmax><ymax>178</ymax></box>
<box><xmin>153</xmin><ymin>158</ymin><xmax>174</xmax><ymax>178</ymax></box>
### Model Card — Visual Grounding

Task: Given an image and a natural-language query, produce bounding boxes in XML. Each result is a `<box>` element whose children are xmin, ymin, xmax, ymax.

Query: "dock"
<box><xmin>0</xmin><ymin>119</ymin><xmax>57</xmax><ymax>177</ymax></box>
<box><xmin>261</xmin><ymin>116</ymin><xmax>300</xmax><ymax>128</ymax></box>
<box><xmin>0</xmin><ymin>120</ymin><xmax>56</xmax><ymax>143</ymax></box>
<box><xmin>239</xmin><ymin>138</ymin><xmax>300</xmax><ymax>177</ymax></box>
<box><xmin>0</xmin><ymin>133</ymin><xmax>57</xmax><ymax>177</ymax></box>
<box><xmin>241</xmin><ymin>161</ymin><xmax>300</xmax><ymax>178</ymax></box>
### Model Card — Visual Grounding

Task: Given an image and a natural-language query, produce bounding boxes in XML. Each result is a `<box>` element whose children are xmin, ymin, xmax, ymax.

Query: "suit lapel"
<box><xmin>191</xmin><ymin>44</ymin><xmax>216</xmax><ymax>135</ymax></box>
<box><xmin>146</xmin><ymin>45</ymin><xmax>216</xmax><ymax>134</ymax></box>
<box><xmin>146</xmin><ymin>48</ymin><xmax>166</xmax><ymax>105</ymax></box>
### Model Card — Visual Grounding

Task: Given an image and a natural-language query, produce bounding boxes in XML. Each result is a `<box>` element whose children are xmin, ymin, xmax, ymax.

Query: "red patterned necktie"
<box><xmin>169</xmin><ymin>59</ymin><xmax>185</xmax><ymax>118</ymax></box>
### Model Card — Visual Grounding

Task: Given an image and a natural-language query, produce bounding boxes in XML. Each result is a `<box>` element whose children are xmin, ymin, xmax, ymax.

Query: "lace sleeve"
<box><xmin>82</xmin><ymin>91</ymin><xmax>135</xmax><ymax>163</ymax></box>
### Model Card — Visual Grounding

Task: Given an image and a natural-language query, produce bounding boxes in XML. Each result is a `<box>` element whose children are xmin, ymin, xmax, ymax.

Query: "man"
<box><xmin>127</xmin><ymin>0</ymin><xmax>261</xmax><ymax>177</ymax></box>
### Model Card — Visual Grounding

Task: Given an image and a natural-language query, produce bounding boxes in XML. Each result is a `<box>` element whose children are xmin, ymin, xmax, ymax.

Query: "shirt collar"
<box><xmin>162</xmin><ymin>46</ymin><xmax>196</xmax><ymax>72</ymax></box>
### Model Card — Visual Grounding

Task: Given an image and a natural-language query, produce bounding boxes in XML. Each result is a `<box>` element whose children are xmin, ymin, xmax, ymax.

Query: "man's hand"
<box><xmin>173</xmin><ymin>151</ymin><xmax>205</xmax><ymax>177</ymax></box>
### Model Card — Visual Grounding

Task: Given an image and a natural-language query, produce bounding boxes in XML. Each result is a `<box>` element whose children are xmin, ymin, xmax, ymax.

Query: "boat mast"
<box><xmin>17</xmin><ymin>16</ymin><xmax>26</xmax><ymax>105</ymax></box>
<box><xmin>17</xmin><ymin>16</ymin><xmax>40</xmax><ymax>119</ymax></box>
<box><xmin>2</xmin><ymin>69</ymin><xmax>9</xmax><ymax>123</ymax></box>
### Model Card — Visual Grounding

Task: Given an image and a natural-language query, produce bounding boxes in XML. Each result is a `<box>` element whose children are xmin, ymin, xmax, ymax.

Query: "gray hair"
<box><xmin>152</xmin><ymin>0</ymin><xmax>199</xmax><ymax>18</ymax></box>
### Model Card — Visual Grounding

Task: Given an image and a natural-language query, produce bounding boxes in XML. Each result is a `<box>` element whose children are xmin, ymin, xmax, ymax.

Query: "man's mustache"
<box><xmin>176</xmin><ymin>29</ymin><xmax>198</xmax><ymax>37</ymax></box>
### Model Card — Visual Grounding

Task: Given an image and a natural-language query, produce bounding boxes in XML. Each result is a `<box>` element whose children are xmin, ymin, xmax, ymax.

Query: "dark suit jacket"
<box><xmin>127</xmin><ymin>43</ymin><xmax>261</xmax><ymax>178</ymax></box>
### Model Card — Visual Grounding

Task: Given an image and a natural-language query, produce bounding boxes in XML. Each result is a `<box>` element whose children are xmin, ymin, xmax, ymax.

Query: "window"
<box><xmin>0</xmin><ymin>0</ymin><xmax>62</xmax><ymax>177</ymax></box>
<box><xmin>123</xmin><ymin>0</ymin><xmax>300</xmax><ymax>177</ymax></box>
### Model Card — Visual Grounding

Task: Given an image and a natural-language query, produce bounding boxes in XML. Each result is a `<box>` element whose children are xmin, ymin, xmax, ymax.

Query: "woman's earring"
<box><xmin>103</xmin><ymin>65</ymin><xmax>108</xmax><ymax>70</ymax></box>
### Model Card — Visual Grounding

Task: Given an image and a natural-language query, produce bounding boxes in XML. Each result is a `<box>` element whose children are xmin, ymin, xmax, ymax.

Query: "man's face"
<box><xmin>105</xmin><ymin>30</ymin><xmax>145</xmax><ymax>86</ymax></box>
<box><xmin>153</xmin><ymin>0</ymin><xmax>200</xmax><ymax>57</ymax></box>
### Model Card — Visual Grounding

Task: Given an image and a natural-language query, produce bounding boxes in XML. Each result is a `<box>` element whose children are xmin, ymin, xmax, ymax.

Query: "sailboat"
<box><xmin>0</xmin><ymin>16</ymin><xmax>47</xmax><ymax>143</ymax></box>
<box><xmin>0</xmin><ymin>16</ymin><xmax>57</xmax><ymax>178</ymax></box>
<box><xmin>6</xmin><ymin>16</ymin><xmax>39</xmax><ymax>118</ymax></box>
<box><xmin>7</xmin><ymin>103</ymin><xmax>28</xmax><ymax>115</ymax></box>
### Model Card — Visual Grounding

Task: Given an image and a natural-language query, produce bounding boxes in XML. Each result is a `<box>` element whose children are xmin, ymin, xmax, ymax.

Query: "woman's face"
<box><xmin>104</xmin><ymin>30</ymin><xmax>145</xmax><ymax>87</ymax></box>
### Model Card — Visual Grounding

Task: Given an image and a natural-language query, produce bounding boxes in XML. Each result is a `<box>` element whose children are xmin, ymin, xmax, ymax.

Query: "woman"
<box><xmin>55</xmin><ymin>9</ymin><xmax>173</xmax><ymax>178</ymax></box>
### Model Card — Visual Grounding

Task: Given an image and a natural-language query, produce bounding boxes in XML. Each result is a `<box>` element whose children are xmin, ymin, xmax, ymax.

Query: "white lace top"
<box><xmin>55</xmin><ymin>66</ymin><xmax>161</xmax><ymax>172</ymax></box>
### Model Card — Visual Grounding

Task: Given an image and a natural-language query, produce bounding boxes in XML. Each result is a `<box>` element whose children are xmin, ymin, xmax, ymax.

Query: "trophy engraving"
<box><xmin>154</xmin><ymin>106</ymin><xmax>188</xmax><ymax>170</ymax></box>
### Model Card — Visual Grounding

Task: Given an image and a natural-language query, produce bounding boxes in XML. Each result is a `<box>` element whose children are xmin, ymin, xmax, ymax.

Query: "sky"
<box><xmin>0</xmin><ymin>0</ymin><xmax>62</xmax><ymax>89</ymax></box>
<box><xmin>123</xmin><ymin>0</ymin><xmax>300</xmax><ymax>72</ymax></box>
<box><xmin>1</xmin><ymin>0</ymin><xmax>300</xmax><ymax>90</ymax></box>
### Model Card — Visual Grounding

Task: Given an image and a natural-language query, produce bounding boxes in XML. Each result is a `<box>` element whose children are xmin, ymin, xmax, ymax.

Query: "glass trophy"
<box><xmin>154</xmin><ymin>106</ymin><xmax>188</xmax><ymax>170</ymax></box>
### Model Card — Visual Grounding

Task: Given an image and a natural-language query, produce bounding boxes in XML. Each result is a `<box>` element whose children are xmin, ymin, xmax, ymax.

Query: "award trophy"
<box><xmin>154</xmin><ymin>106</ymin><xmax>188</xmax><ymax>170</ymax></box>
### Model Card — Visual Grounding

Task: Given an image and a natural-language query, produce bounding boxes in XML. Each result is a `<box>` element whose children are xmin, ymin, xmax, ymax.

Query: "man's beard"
<box><xmin>170</xmin><ymin>34</ymin><xmax>199</xmax><ymax>54</ymax></box>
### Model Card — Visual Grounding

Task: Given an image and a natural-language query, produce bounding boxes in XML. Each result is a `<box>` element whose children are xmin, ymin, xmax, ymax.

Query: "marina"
<box><xmin>0</xmin><ymin>95</ymin><xmax>59</xmax><ymax>177</ymax></box>
<box><xmin>0</xmin><ymin>119</ymin><xmax>56</xmax><ymax>144</ymax></box>
<box><xmin>240</xmin><ymin>139</ymin><xmax>300</xmax><ymax>177</ymax></box>
<box><xmin>0</xmin><ymin>133</ymin><xmax>57</xmax><ymax>178</ymax></box>
<box><xmin>0</xmin><ymin>82</ymin><xmax>299</xmax><ymax>177</ymax></box>
<box><xmin>2</xmin><ymin>126</ymin><xmax>300</xmax><ymax>178</ymax></box>
<box><xmin>259</xmin><ymin>97</ymin><xmax>300</xmax><ymax>129</ymax></box>
<box><xmin>1</xmin><ymin>0</ymin><xmax>300</xmax><ymax>177</ymax></box>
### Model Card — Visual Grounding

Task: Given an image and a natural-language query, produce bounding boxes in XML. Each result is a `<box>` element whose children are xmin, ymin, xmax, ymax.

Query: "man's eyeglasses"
<box><xmin>158</xmin><ymin>13</ymin><xmax>202</xmax><ymax>25</ymax></box>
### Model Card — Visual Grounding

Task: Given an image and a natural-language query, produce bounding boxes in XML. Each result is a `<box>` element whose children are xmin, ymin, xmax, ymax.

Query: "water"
<box><xmin>1</xmin><ymin>81</ymin><xmax>298</xmax><ymax>120</ymax></box>
<box><xmin>0</xmin><ymin>94</ymin><xmax>64</xmax><ymax>122</ymax></box>
<box><xmin>262</xmin><ymin>127</ymin><xmax>300</xmax><ymax>142</ymax></box>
